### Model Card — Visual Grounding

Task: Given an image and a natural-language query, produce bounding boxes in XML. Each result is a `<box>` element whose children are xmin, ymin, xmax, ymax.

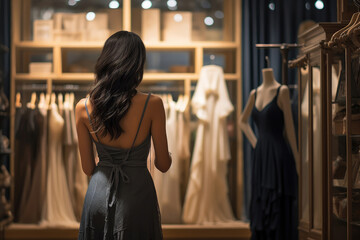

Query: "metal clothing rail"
<box><xmin>256</xmin><ymin>43</ymin><xmax>302</xmax><ymax>85</ymax></box>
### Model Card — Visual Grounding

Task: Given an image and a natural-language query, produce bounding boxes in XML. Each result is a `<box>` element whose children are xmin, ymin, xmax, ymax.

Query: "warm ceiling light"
<box><xmin>204</xmin><ymin>16</ymin><xmax>214</xmax><ymax>26</ymax></box>
<box><xmin>86</xmin><ymin>12</ymin><xmax>96</xmax><ymax>21</ymax></box>
<box><xmin>109</xmin><ymin>0</ymin><xmax>120</xmax><ymax>9</ymax></box>
<box><xmin>141</xmin><ymin>0</ymin><xmax>152</xmax><ymax>9</ymax></box>
<box><xmin>315</xmin><ymin>0</ymin><xmax>324</xmax><ymax>10</ymax></box>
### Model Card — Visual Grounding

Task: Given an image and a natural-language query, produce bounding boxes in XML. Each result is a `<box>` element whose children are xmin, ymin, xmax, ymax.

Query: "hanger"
<box><xmin>329</xmin><ymin>12</ymin><xmax>360</xmax><ymax>46</ymax></box>
<box><xmin>58</xmin><ymin>93</ymin><xmax>63</xmax><ymax>110</ymax></box>
<box><xmin>181</xmin><ymin>95</ymin><xmax>189</xmax><ymax>112</ymax></box>
<box><xmin>26</xmin><ymin>92</ymin><xmax>37</xmax><ymax>109</ymax></box>
<box><xmin>45</xmin><ymin>93</ymin><xmax>50</xmax><ymax>109</ymax></box>
<box><xmin>15</xmin><ymin>92</ymin><xmax>22</xmax><ymax>108</ymax></box>
<box><xmin>265</xmin><ymin>56</ymin><xmax>271</xmax><ymax>68</ymax></box>
<box><xmin>341</xmin><ymin>12</ymin><xmax>360</xmax><ymax>39</ymax></box>
<box><xmin>167</xmin><ymin>93</ymin><xmax>173</xmax><ymax>103</ymax></box>
<box><xmin>38</xmin><ymin>93</ymin><xmax>45</xmax><ymax>108</ymax></box>
<box><xmin>210</xmin><ymin>54</ymin><xmax>216</xmax><ymax>65</ymax></box>
<box><xmin>50</xmin><ymin>93</ymin><xmax>56</xmax><ymax>105</ymax></box>
<box><xmin>176</xmin><ymin>95</ymin><xmax>184</xmax><ymax>111</ymax></box>
<box><xmin>64</xmin><ymin>93</ymin><xmax>70</xmax><ymax>109</ymax></box>
<box><xmin>69</xmin><ymin>92</ymin><xmax>75</xmax><ymax>110</ymax></box>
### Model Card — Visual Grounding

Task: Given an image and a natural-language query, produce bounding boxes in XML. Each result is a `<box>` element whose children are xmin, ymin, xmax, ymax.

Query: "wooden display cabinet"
<box><xmin>290</xmin><ymin>21</ymin><xmax>360</xmax><ymax>240</ymax></box>
<box><xmin>9</xmin><ymin>0</ymin><xmax>247</xmax><ymax>239</ymax></box>
<box><xmin>289</xmin><ymin>22</ymin><xmax>345</xmax><ymax>240</ymax></box>
<box><xmin>325</xmin><ymin>35</ymin><xmax>360</xmax><ymax>240</ymax></box>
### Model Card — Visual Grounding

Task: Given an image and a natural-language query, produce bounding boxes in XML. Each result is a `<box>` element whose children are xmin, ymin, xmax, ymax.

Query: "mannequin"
<box><xmin>239</xmin><ymin>68</ymin><xmax>299</xmax><ymax>239</ymax></box>
<box><xmin>240</xmin><ymin>68</ymin><xmax>299</xmax><ymax>169</ymax></box>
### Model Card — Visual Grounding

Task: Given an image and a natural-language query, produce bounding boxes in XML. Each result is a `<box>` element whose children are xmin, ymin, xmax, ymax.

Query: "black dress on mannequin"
<box><xmin>250</xmin><ymin>86</ymin><xmax>298</xmax><ymax>240</ymax></box>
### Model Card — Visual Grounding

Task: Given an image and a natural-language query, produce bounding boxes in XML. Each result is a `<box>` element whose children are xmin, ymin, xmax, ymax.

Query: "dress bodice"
<box><xmin>251</xmin><ymin>86</ymin><xmax>284</xmax><ymax>140</ymax></box>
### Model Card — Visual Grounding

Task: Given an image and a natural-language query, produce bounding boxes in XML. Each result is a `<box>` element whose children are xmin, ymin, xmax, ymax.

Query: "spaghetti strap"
<box><xmin>129</xmin><ymin>93</ymin><xmax>151</xmax><ymax>151</ymax></box>
<box><xmin>275</xmin><ymin>85</ymin><xmax>282</xmax><ymax>100</ymax></box>
<box><xmin>254</xmin><ymin>88</ymin><xmax>257</xmax><ymax>100</ymax></box>
<box><xmin>85</xmin><ymin>97</ymin><xmax>102</xmax><ymax>143</ymax></box>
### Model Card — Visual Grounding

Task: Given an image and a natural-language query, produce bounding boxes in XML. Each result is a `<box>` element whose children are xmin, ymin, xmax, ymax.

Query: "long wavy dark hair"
<box><xmin>89</xmin><ymin>31</ymin><xmax>146</xmax><ymax>139</ymax></box>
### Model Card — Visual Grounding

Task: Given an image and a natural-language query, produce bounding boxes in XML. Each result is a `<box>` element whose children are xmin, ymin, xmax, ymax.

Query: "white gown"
<box><xmin>176</xmin><ymin>104</ymin><xmax>191</xmax><ymax>202</ymax></box>
<box><xmin>153</xmin><ymin>100</ymin><xmax>182</xmax><ymax>223</ymax></box>
<box><xmin>41</xmin><ymin>103</ymin><xmax>77</xmax><ymax>226</ymax></box>
<box><xmin>182</xmin><ymin>65</ymin><xmax>235</xmax><ymax>224</ymax></box>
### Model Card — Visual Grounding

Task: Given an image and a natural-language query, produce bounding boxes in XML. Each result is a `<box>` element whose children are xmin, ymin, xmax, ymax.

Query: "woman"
<box><xmin>75</xmin><ymin>31</ymin><xmax>172</xmax><ymax>239</ymax></box>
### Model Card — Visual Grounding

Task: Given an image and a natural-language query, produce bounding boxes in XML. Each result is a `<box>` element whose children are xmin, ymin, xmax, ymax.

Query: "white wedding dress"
<box><xmin>182</xmin><ymin>65</ymin><xmax>235</xmax><ymax>224</ymax></box>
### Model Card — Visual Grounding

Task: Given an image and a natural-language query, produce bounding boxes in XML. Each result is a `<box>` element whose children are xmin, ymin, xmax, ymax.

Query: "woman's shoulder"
<box><xmin>75</xmin><ymin>98</ymin><xmax>90</xmax><ymax>121</ymax></box>
<box><xmin>136</xmin><ymin>92</ymin><xmax>163</xmax><ymax>106</ymax></box>
<box><xmin>135</xmin><ymin>92</ymin><xmax>164</xmax><ymax>117</ymax></box>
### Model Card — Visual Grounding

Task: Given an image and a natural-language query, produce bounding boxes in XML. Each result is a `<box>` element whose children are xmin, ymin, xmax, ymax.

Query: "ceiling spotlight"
<box><xmin>268</xmin><ymin>2</ymin><xmax>275</xmax><ymax>11</ymax></box>
<box><xmin>305</xmin><ymin>2</ymin><xmax>311</xmax><ymax>10</ymax></box>
<box><xmin>68</xmin><ymin>0</ymin><xmax>77</xmax><ymax>6</ymax></box>
<box><xmin>315</xmin><ymin>0</ymin><xmax>324</xmax><ymax>10</ymax></box>
<box><xmin>167</xmin><ymin>0</ymin><xmax>177</xmax><ymax>8</ymax></box>
<box><xmin>204</xmin><ymin>16</ymin><xmax>214</xmax><ymax>26</ymax></box>
<box><xmin>86</xmin><ymin>12</ymin><xmax>96</xmax><ymax>21</ymax></box>
<box><xmin>174</xmin><ymin>13</ymin><xmax>183</xmax><ymax>23</ymax></box>
<box><xmin>109</xmin><ymin>0</ymin><xmax>120</xmax><ymax>9</ymax></box>
<box><xmin>141</xmin><ymin>0</ymin><xmax>152</xmax><ymax>9</ymax></box>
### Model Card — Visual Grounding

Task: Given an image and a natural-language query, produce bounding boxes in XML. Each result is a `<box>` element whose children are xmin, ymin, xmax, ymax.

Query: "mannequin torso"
<box><xmin>239</xmin><ymin>68</ymin><xmax>299</xmax><ymax>173</ymax></box>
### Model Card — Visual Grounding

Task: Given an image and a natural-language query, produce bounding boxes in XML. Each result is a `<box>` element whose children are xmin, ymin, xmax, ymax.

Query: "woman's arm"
<box><xmin>75</xmin><ymin>99</ymin><xmax>96</xmax><ymax>176</ymax></box>
<box><xmin>239</xmin><ymin>89</ymin><xmax>258</xmax><ymax>148</ymax></box>
<box><xmin>149</xmin><ymin>96</ymin><xmax>172</xmax><ymax>172</ymax></box>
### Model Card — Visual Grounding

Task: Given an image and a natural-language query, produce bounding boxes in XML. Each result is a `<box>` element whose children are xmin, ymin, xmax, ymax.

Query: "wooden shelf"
<box><xmin>14</xmin><ymin>74</ymin><xmax>55</xmax><ymax>80</ymax></box>
<box><xmin>14</xmin><ymin>73</ymin><xmax>239</xmax><ymax>82</ymax></box>
<box><xmin>5</xmin><ymin>223</ymin><xmax>251</xmax><ymax>240</ymax></box>
<box><xmin>15</xmin><ymin>41</ymin><xmax>238</xmax><ymax>50</ymax></box>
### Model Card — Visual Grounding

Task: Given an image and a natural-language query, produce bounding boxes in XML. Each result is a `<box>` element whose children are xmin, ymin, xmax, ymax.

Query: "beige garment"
<box><xmin>62</xmin><ymin>103</ymin><xmax>75</xmax><ymax>210</ymax></box>
<box><xmin>153</xmin><ymin>100</ymin><xmax>182</xmax><ymax>223</ymax></box>
<box><xmin>177</xmin><ymin>107</ymin><xmax>191</xmax><ymax>204</ymax></box>
<box><xmin>182</xmin><ymin>65</ymin><xmax>235</xmax><ymax>224</ymax></box>
<box><xmin>41</xmin><ymin>103</ymin><xmax>77</xmax><ymax>226</ymax></box>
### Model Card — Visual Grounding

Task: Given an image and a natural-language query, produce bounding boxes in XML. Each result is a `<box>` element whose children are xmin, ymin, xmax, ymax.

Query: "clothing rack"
<box><xmin>138</xmin><ymin>85</ymin><xmax>196</xmax><ymax>93</ymax></box>
<box><xmin>16</xmin><ymin>83</ymin><xmax>91</xmax><ymax>92</ymax></box>
<box><xmin>255</xmin><ymin>43</ymin><xmax>302</xmax><ymax>85</ymax></box>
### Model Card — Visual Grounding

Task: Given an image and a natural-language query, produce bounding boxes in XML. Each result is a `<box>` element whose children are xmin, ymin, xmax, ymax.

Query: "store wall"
<box><xmin>241</xmin><ymin>0</ymin><xmax>337</xmax><ymax>220</ymax></box>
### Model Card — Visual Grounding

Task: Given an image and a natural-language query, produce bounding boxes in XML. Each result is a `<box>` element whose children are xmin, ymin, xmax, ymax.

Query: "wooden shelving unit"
<box><xmin>9</xmin><ymin>0</ymin><xmax>245</xmax><ymax>238</ymax></box>
<box><xmin>289</xmin><ymin>20</ymin><xmax>360</xmax><ymax>240</ymax></box>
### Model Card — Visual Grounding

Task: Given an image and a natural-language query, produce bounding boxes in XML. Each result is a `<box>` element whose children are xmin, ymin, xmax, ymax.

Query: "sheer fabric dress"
<box><xmin>250</xmin><ymin>86</ymin><xmax>298</xmax><ymax>240</ymax></box>
<box><xmin>78</xmin><ymin>93</ymin><xmax>162</xmax><ymax>240</ymax></box>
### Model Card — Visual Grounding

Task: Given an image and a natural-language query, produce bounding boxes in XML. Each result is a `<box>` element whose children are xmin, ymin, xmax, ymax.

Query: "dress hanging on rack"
<box><xmin>41</xmin><ymin>101</ymin><xmax>77</xmax><ymax>226</ymax></box>
<box><xmin>14</xmin><ymin>106</ymin><xmax>42</xmax><ymax>223</ymax></box>
<box><xmin>182</xmin><ymin>65</ymin><xmax>235</xmax><ymax>224</ymax></box>
<box><xmin>17</xmin><ymin>101</ymin><xmax>48</xmax><ymax>223</ymax></box>
<box><xmin>153</xmin><ymin>99</ymin><xmax>182</xmax><ymax>223</ymax></box>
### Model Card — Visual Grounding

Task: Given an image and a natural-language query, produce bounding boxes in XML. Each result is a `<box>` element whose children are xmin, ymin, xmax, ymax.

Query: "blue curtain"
<box><xmin>0</xmin><ymin>0</ymin><xmax>10</xmax><ymax>198</ymax></box>
<box><xmin>0</xmin><ymin>0</ymin><xmax>10</xmax><ymax>100</ymax></box>
<box><xmin>241</xmin><ymin>0</ymin><xmax>337</xmax><ymax>220</ymax></box>
<box><xmin>0</xmin><ymin>0</ymin><xmax>10</xmax><ymax>124</ymax></box>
